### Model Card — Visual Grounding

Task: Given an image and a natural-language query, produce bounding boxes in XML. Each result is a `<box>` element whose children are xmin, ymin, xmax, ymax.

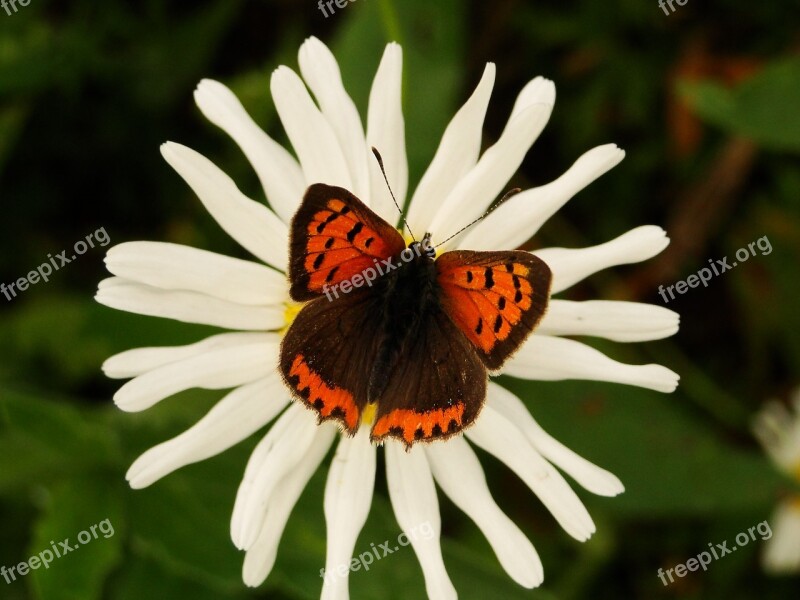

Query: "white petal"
<box><xmin>753</xmin><ymin>401</ymin><xmax>800</xmax><ymax>472</ymax></box>
<box><xmin>458</xmin><ymin>144</ymin><xmax>625</xmax><ymax>251</ymax></box>
<box><xmin>96</xmin><ymin>278</ymin><xmax>284</xmax><ymax>331</ymax></box>
<box><xmin>126</xmin><ymin>376</ymin><xmax>289</xmax><ymax>488</ymax></box>
<box><xmin>762</xmin><ymin>502</ymin><xmax>800</xmax><ymax>574</ymax></box>
<box><xmin>425</xmin><ymin>437</ymin><xmax>543</xmax><ymax>588</ymax></box>
<box><xmin>486</xmin><ymin>383</ymin><xmax>623</xmax><ymax>497</ymax></box>
<box><xmin>407</xmin><ymin>64</ymin><xmax>496</xmax><ymax>236</ymax></box>
<box><xmin>271</xmin><ymin>66</ymin><xmax>352</xmax><ymax>190</ymax></box>
<box><xmin>243</xmin><ymin>423</ymin><xmax>337</xmax><ymax>587</ymax></box>
<box><xmin>508</xmin><ymin>76</ymin><xmax>557</xmax><ymax>122</ymax></box>
<box><xmin>537</xmin><ymin>299</ymin><xmax>680</xmax><ymax>342</ymax></box>
<box><xmin>385</xmin><ymin>442</ymin><xmax>457</xmax><ymax>600</ymax></box>
<box><xmin>534</xmin><ymin>226</ymin><xmax>668</xmax><ymax>294</ymax></box>
<box><xmin>231</xmin><ymin>404</ymin><xmax>320</xmax><ymax>550</ymax></box>
<box><xmin>105</xmin><ymin>242</ymin><xmax>287</xmax><ymax>306</ymax></box>
<box><xmin>161</xmin><ymin>142</ymin><xmax>289</xmax><ymax>270</ymax></box>
<box><xmin>504</xmin><ymin>335</ymin><xmax>679</xmax><ymax>393</ymax></box>
<box><xmin>103</xmin><ymin>332</ymin><xmax>277</xmax><ymax>379</ymax></box>
<box><xmin>366</xmin><ymin>43</ymin><xmax>408</xmax><ymax>222</ymax></box>
<box><xmin>112</xmin><ymin>338</ymin><xmax>277</xmax><ymax>412</ymax></box>
<box><xmin>194</xmin><ymin>79</ymin><xmax>306</xmax><ymax>224</ymax></box>
<box><xmin>430</xmin><ymin>85</ymin><xmax>555</xmax><ymax>249</ymax></box>
<box><xmin>321</xmin><ymin>428</ymin><xmax>376</xmax><ymax>600</ymax></box>
<box><xmin>299</xmin><ymin>36</ymin><xmax>370</xmax><ymax>201</ymax></box>
<box><xmin>465</xmin><ymin>404</ymin><xmax>596</xmax><ymax>542</ymax></box>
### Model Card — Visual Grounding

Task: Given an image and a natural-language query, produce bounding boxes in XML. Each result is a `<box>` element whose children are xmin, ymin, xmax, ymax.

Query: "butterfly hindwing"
<box><xmin>436</xmin><ymin>250</ymin><xmax>552</xmax><ymax>370</ymax></box>
<box><xmin>369</xmin><ymin>303</ymin><xmax>487</xmax><ymax>447</ymax></box>
<box><xmin>288</xmin><ymin>184</ymin><xmax>406</xmax><ymax>301</ymax></box>
<box><xmin>280</xmin><ymin>289</ymin><xmax>384</xmax><ymax>433</ymax></box>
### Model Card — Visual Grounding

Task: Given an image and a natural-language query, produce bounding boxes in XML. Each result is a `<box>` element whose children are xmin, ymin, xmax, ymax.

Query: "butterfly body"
<box><xmin>281</xmin><ymin>184</ymin><xmax>552</xmax><ymax>447</ymax></box>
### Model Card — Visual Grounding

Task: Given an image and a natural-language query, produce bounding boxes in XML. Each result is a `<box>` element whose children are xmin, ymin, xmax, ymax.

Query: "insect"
<box><xmin>280</xmin><ymin>157</ymin><xmax>552</xmax><ymax>448</ymax></box>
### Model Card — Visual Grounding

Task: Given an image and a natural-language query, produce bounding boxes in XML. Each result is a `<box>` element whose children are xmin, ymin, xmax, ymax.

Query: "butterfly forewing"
<box><xmin>288</xmin><ymin>184</ymin><xmax>406</xmax><ymax>301</ymax></box>
<box><xmin>436</xmin><ymin>250</ymin><xmax>552</xmax><ymax>370</ymax></box>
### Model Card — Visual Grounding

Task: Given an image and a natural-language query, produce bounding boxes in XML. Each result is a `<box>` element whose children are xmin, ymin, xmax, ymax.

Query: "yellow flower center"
<box><xmin>361</xmin><ymin>403</ymin><xmax>377</xmax><ymax>425</ymax></box>
<box><xmin>281</xmin><ymin>301</ymin><xmax>303</xmax><ymax>333</ymax></box>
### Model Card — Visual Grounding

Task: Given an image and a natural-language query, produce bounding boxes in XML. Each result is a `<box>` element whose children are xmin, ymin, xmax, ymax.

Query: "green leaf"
<box><xmin>125</xmin><ymin>441</ymin><xmax>256</xmax><ymax>594</ymax></box>
<box><xmin>27</xmin><ymin>475</ymin><xmax>125</xmax><ymax>600</ymax></box>
<box><xmin>109</xmin><ymin>554</ymin><xmax>256</xmax><ymax>600</ymax></box>
<box><xmin>678</xmin><ymin>58</ymin><xmax>800</xmax><ymax>152</ymax></box>
<box><xmin>0</xmin><ymin>387</ymin><xmax>120</xmax><ymax>493</ymax></box>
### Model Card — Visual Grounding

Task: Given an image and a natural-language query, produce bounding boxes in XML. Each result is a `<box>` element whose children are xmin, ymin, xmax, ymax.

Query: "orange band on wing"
<box><xmin>371</xmin><ymin>403</ymin><xmax>466</xmax><ymax>445</ymax></box>
<box><xmin>288</xmin><ymin>354</ymin><xmax>359</xmax><ymax>432</ymax></box>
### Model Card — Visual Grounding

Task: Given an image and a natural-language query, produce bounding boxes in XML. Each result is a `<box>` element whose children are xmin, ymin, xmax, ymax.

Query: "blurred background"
<box><xmin>1</xmin><ymin>1</ymin><xmax>799</xmax><ymax>598</ymax></box>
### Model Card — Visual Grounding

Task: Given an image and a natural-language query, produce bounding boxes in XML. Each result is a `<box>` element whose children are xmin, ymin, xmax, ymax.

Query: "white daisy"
<box><xmin>753</xmin><ymin>389</ymin><xmax>800</xmax><ymax>574</ymax></box>
<box><xmin>96</xmin><ymin>36</ymin><xmax>680</xmax><ymax>598</ymax></box>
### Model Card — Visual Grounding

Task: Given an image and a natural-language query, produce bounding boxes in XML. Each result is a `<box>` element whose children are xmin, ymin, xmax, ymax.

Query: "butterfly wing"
<box><xmin>369</xmin><ymin>304</ymin><xmax>487</xmax><ymax>447</ymax></box>
<box><xmin>436</xmin><ymin>250</ymin><xmax>552</xmax><ymax>370</ymax></box>
<box><xmin>288</xmin><ymin>183</ymin><xmax>406</xmax><ymax>301</ymax></box>
<box><xmin>280</xmin><ymin>290</ymin><xmax>384</xmax><ymax>434</ymax></box>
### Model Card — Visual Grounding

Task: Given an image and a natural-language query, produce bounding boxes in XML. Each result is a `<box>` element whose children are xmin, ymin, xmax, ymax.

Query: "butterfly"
<box><xmin>280</xmin><ymin>182</ymin><xmax>552</xmax><ymax>448</ymax></box>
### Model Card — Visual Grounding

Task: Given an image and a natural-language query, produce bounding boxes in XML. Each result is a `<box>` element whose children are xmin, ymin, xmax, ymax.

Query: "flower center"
<box><xmin>281</xmin><ymin>301</ymin><xmax>302</xmax><ymax>333</ymax></box>
<box><xmin>361</xmin><ymin>403</ymin><xmax>377</xmax><ymax>425</ymax></box>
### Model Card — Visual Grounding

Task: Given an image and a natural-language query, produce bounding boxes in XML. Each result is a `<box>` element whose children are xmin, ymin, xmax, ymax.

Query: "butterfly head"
<box><xmin>409</xmin><ymin>232</ymin><xmax>436</xmax><ymax>260</ymax></box>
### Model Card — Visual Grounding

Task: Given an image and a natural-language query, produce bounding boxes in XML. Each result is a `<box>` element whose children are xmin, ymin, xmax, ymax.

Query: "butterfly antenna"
<box><xmin>437</xmin><ymin>187</ymin><xmax>522</xmax><ymax>247</ymax></box>
<box><xmin>372</xmin><ymin>147</ymin><xmax>416</xmax><ymax>242</ymax></box>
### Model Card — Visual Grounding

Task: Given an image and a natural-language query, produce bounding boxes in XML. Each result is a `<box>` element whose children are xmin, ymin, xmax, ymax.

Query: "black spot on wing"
<box><xmin>485</xmin><ymin>268</ymin><xmax>495</xmax><ymax>289</ymax></box>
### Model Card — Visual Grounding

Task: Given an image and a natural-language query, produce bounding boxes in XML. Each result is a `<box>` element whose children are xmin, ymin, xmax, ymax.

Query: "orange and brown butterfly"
<box><xmin>280</xmin><ymin>182</ymin><xmax>552</xmax><ymax>448</ymax></box>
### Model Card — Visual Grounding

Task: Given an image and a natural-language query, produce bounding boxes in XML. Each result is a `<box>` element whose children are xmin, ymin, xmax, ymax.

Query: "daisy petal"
<box><xmin>126</xmin><ymin>376</ymin><xmax>289</xmax><ymax>489</ymax></box>
<box><xmin>385</xmin><ymin>442</ymin><xmax>457</xmax><ymax>600</ymax></box>
<box><xmin>105</xmin><ymin>242</ymin><xmax>287</xmax><ymax>306</ymax></box>
<box><xmin>466</xmin><ymin>404</ymin><xmax>596</xmax><ymax>542</ymax></box>
<box><xmin>753</xmin><ymin>401</ymin><xmax>800</xmax><ymax>471</ymax></box>
<box><xmin>486</xmin><ymin>383</ymin><xmax>623</xmax><ymax>497</ymax></box>
<box><xmin>537</xmin><ymin>299</ymin><xmax>680</xmax><ymax>342</ymax></box>
<box><xmin>534</xmin><ymin>226</ymin><xmax>669</xmax><ymax>294</ymax></box>
<box><xmin>96</xmin><ymin>278</ymin><xmax>283</xmax><ymax>331</ymax></box>
<box><xmin>103</xmin><ymin>332</ymin><xmax>277</xmax><ymax>379</ymax></box>
<box><xmin>407</xmin><ymin>63</ymin><xmax>496</xmax><ymax>235</ymax></box>
<box><xmin>232</xmin><ymin>404</ymin><xmax>320</xmax><ymax>550</ymax></box>
<box><xmin>504</xmin><ymin>335</ymin><xmax>680</xmax><ymax>393</ymax></box>
<box><xmin>458</xmin><ymin>144</ymin><xmax>625</xmax><ymax>251</ymax></box>
<box><xmin>366</xmin><ymin>43</ymin><xmax>408</xmax><ymax>222</ymax></box>
<box><xmin>194</xmin><ymin>79</ymin><xmax>306</xmax><ymax>224</ymax></box>
<box><xmin>161</xmin><ymin>142</ymin><xmax>289</xmax><ymax>270</ymax></box>
<box><xmin>299</xmin><ymin>36</ymin><xmax>370</xmax><ymax>201</ymax></box>
<box><xmin>430</xmin><ymin>86</ymin><xmax>555</xmax><ymax>249</ymax></box>
<box><xmin>112</xmin><ymin>338</ymin><xmax>278</xmax><ymax>412</ymax></box>
<box><xmin>425</xmin><ymin>437</ymin><xmax>544</xmax><ymax>588</ymax></box>
<box><xmin>763</xmin><ymin>501</ymin><xmax>800</xmax><ymax>573</ymax></box>
<box><xmin>271</xmin><ymin>66</ymin><xmax>352</xmax><ymax>190</ymax></box>
<box><xmin>243</xmin><ymin>423</ymin><xmax>338</xmax><ymax>587</ymax></box>
<box><xmin>321</xmin><ymin>428</ymin><xmax>376</xmax><ymax>600</ymax></box>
